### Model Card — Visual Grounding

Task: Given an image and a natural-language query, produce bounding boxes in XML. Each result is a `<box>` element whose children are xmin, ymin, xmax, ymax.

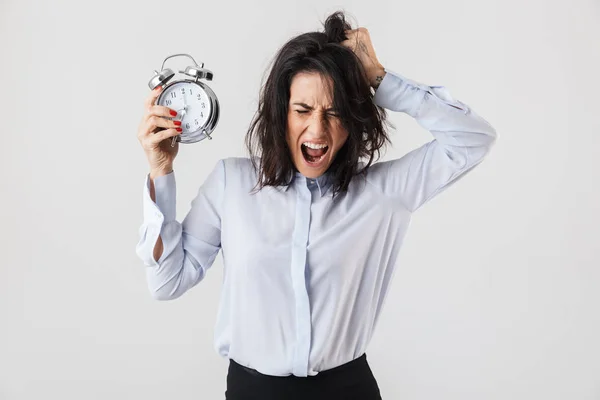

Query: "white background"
<box><xmin>1</xmin><ymin>0</ymin><xmax>599</xmax><ymax>399</ymax></box>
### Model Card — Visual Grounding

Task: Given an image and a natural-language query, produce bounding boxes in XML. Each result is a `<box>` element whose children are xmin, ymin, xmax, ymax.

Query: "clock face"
<box><xmin>158</xmin><ymin>81</ymin><xmax>212</xmax><ymax>135</ymax></box>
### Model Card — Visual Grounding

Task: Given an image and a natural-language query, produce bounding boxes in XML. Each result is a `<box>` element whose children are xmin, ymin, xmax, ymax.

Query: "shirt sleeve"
<box><xmin>372</xmin><ymin>68</ymin><xmax>497</xmax><ymax>212</ymax></box>
<box><xmin>135</xmin><ymin>159</ymin><xmax>225</xmax><ymax>300</ymax></box>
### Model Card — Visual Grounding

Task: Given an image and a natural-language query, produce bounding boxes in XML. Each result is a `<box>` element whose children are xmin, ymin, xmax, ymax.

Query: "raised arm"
<box><xmin>372</xmin><ymin>68</ymin><xmax>497</xmax><ymax>212</ymax></box>
<box><xmin>135</xmin><ymin>159</ymin><xmax>225</xmax><ymax>300</ymax></box>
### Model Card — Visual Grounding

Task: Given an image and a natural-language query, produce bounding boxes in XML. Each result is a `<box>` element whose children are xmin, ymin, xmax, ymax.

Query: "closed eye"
<box><xmin>295</xmin><ymin>110</ymin><xmax>339</xmax><ymax>117</ymax></box>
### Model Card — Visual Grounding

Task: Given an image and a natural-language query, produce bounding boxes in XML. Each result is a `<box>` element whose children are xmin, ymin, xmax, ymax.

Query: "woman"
<box><xmin>135</xmin><ymin>11</ymin><xmax>497</xmax><ymax>400</ymax></box>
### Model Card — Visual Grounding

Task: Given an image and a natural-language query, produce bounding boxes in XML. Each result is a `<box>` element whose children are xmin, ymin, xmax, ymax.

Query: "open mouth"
<box><xmin>301</xmin><ymin>143</ymin><xmax>329</xmax><ymax>165</ymax></box>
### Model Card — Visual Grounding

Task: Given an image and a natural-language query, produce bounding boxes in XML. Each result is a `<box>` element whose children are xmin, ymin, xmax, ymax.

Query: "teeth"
<box><xmin>302</xmin><ymin>142</ymin><xmax>328</xmax><ymax>149</ymax></box>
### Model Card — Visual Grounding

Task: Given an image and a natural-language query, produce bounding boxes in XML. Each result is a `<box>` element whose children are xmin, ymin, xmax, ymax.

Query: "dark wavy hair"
<box><xmin>244</xmin><ymin>10</ymin><xmax>393</xmax><ymax>199</ymax></box>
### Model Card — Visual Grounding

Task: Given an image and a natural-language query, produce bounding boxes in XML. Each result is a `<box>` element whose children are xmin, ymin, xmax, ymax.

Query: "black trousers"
<box><xmin>225</xmin><ymin>353</ymin><xmax>382</xmax><ymax>400</ymax></box>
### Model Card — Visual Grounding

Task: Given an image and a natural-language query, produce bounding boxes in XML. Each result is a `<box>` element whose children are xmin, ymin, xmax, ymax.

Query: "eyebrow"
<box><xmin>292</xmin><ymin>102</ymin><xmax>337</xmax><ymax>112</ymax></box>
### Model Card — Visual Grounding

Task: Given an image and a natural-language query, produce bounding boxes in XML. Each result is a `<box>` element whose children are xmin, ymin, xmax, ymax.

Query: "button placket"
<box><xmin>289</xmin><ymin>178</ymin><xmax>312</xmax><ymax>377</ymax></box>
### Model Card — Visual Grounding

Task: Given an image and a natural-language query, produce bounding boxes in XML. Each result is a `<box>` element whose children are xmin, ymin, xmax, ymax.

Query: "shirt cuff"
<box><xmin>143</xmin><ymin>171</ymin><xmax>177</xmax><ymax>224</ymax></box>
<box><xmin>373</xmin><ymin>68</ymin><xmax>469</xmax><ymax>117</ymax></box>
<box><xmin>373</xmin><ymin>68</ymin><xmax>427</xmax><ymax>117</ymax></box>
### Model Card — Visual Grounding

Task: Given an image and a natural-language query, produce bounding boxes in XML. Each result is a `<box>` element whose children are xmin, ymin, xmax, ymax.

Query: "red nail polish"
<box><xmin>170</xmin><ymin>110</ymin><xmax>177</xmax><ymax>116</ymax></box>
<box><xmin>155</xmin><ymin>85</ymin><xmax>162</xmax><ymax>91</ymax></box>
<box><xmin>176</xmin><ymin>127</ymin><xmax>182</xmax><ymax>132</ymax></box>
<box><xmin>174</xmin><ymin>121</ymin><xmax>182</xmax><ymax>126</ymax></box>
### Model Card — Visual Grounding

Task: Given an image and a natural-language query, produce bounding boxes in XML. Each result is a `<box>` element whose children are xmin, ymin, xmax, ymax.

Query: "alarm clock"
<box><xmin>147</xmin><ymin>53</ymin><xmax>220</xmax><ymax>147</ymax></box>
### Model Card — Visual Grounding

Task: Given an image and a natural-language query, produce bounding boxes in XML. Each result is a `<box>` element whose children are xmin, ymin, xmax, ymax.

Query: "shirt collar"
<box><xmin>279</xmin><ymin>170</ymin><xmax>332</xmax><ymax>197</ymax></box>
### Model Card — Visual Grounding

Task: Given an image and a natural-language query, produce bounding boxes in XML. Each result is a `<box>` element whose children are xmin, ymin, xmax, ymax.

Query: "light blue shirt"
<box><xmin>135</xmin><ymin>68</ymin><xmax>497</xmax><ymax>377</ymax></box>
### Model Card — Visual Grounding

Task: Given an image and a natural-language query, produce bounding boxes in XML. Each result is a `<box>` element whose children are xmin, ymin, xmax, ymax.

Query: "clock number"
<box><xmin>166</xmin><ymin>99</ymin><xmax>172</xmax><ymax>106</ymax></box>
<box><xmin>201</xmin><ymin>102</ymin><xmax>206</xmax><ymax>109</ymax></box>
<box><xmin>195</xmin><ymin>119</ymin><xmax>199</xmax><ymax>126</ymax></box>
<box><xmin>170</xmin><ymin>92</ymin><xmax>176</xmax><ymax>98</ymax></box>
<box><xmin>197</xmin><ymin>94</ymin><xmax>201</xmax><ymax>100</ymax></box>
<box><xmin>200</xmin><ymin>112</ymin><xmax>203</xmax><ymax>118</ymax></box>
<box><xmin>186</xmin><ymin>123</ymin><xmax>190</xmax><ymax>129</ymax></box>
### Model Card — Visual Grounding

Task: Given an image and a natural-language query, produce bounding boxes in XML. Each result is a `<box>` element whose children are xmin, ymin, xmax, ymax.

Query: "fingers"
<box><xmin>147</xmin><ymin>104</ymin><xmax>179</xmax><ymax>120</ymax></box>
<box><xmin>143</xmin><ymin>85</ymin><xmax>178</xmax><ymax>118</ymax></box>
<box><xmin>344</xmin><ymin>28</ymin><xmax>369</xmax><ymax>44</ymax></box>
<box><xmin>139</xmin><ymin>85</ymin><xmax>181</xmax><ymax>138</ymax></box>
<box><xmin>345</xmin><ymin>27</ymin><xmax>368</xmax><ymax>35</ymax></box>
<box><xmin>147</xmin><ymin>127</ymin><xmax>181</xmax><ymax>146</ymax></box>
<box><xmin>144</xmin><ymin>86</ymin><xmax>179</xmax><ymax>119</ymax></box>
<box><xmin>341</xmin><ymin>29</ymin><xmax>359</xmax><ymax>49</ymax></box>
<box><xmin>142</xmin><ymin>114</ymin><xmax>181</xmax><ymax>137</ymax></box>
<box><xmin>144</xmin><ymin>85</ymin><xmax>163</xmax><ymax>111</ymax></box>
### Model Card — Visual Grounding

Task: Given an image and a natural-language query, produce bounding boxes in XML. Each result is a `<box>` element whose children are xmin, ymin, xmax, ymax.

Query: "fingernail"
<box><xmin>174</xmin><ymin>121</ymin><xmax>182</xmax><ymax>126</ymax></box>
<box><xmin>170</xmin><ymin>109</ymin><xmax>177</xmax><ymax>116</ymax></box>
<box><xmin>176</xmin><ymin>127</ymin><xmax>182</xmax><ymax>132</ymax></box>
<box><xmin>155</xmin><ymin>85</ymin><xmax>162</xmax><ymax>91</ymax></box>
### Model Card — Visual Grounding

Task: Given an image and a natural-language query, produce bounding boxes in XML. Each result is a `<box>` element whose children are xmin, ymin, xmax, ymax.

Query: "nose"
<box><xmin>307</xmin><ymin>111</ymin><xmax>329</xmax><ymax>135</ymax></box>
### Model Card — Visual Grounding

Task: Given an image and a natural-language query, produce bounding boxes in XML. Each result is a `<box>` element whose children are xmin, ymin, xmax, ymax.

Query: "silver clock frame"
<box><xmin>148</xmin><ymin>53</ymin><xmax>220</xmax><ymax>146</ymax></box>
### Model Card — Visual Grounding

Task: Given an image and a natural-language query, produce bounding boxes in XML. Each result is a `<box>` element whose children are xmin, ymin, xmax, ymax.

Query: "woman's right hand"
<box><xmin>137</xmin><ymin>85</ymin><xmax>183</xmax><ymax>175</ymax></box>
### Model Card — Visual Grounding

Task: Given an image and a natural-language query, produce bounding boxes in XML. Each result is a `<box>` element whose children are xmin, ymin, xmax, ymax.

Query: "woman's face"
<box><xmin>286</xmin><ymin>72</ymin><xmax>349</xmax><ymax>178</ymax></box>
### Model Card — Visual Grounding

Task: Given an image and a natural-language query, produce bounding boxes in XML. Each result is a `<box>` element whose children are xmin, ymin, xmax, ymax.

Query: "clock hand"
<box><xmin>182</xmin><ymin>90</ymin><xmax>188</xmax><ymax>114</ymax></box>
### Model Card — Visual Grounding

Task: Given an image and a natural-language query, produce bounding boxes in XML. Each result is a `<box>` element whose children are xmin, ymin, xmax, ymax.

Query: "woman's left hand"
<box><xmin>341</xmin><ymin>28</ymin><xmax>386</xmax><ymax>89</ymax></box>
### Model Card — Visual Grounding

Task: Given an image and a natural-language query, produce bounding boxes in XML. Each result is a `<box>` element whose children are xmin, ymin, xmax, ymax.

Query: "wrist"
<box><xmin>150</xmin><ymin>166</ymin><xmax>173</xmax><ymax>180</ymax></box>
<box><xmin>369</xmin><ymin>64</ymin><xmax>386</xmax><ymax>89</ymax></box>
